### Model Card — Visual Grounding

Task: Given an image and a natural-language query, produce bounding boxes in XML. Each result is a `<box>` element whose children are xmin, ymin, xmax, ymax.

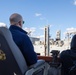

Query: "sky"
<box><xmin>0</xmin><ymin>0</ymin><xmax>76</xmax><ymax>40</ymax></box>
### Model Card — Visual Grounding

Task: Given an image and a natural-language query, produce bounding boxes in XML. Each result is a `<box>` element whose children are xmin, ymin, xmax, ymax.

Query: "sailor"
<box><xmin>60</xmin><ymin>34</ymin><xmax>76</xmax><ymax>75</ymax></box>
<box><xmin>9</xmin><ymin>13</ymin><xmax>38</xmax><ymax>66</ymax></box>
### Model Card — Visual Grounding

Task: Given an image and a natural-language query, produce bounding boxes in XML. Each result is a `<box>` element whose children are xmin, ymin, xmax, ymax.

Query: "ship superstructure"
<box><xmin>25</xmin><ymin>26</ymin><xmax>76</xmax><ymax>56</ymax></box>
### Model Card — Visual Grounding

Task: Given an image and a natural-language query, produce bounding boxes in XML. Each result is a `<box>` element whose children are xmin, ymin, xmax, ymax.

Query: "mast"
<box><xmin>44</xmin><ymin>25</ymin><xmax>50</xmax><ymax>56</ymax></box>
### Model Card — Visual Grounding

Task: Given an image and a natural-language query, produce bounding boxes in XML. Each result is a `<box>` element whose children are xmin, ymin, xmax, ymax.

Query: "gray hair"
<box><xmin>9</xmin><ymin>13</ymin><xmax>22</xmax><ymax>24</ymax></box>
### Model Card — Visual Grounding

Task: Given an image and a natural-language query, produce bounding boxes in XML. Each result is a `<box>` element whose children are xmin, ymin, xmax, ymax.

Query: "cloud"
<box><xmin>66</xmin><ymin>27</ymin><xmax>75</xmax><ymax>31</ymax></box>
<box><xmin>64</xmin><ymin>27</ymin><xmax>76</xmax><ymax>35</ymax></box>
<box><xmin>36</xmin><ymin>35</ymin><xmax>44</xmax><ymax>38</ymax></box>
<box><xmin>39</xmin><ymin>35</ymin><xmax>44</xmax><ymax>38</ymax></box>
<box><xmin>23</xmin><ymin>27</ymin><xmax>36</xmax><ymax>36</ymax></box>
<box><xmin>23</xmin><ymin>27</ymin><xmax>36</xmax><ymax>32</ymax></box>
<box><xmin>73</xmin><ymin>0</ymin><xmax>76</xmax><ymax>5</ymax></box>
<box><xmin>39</xmin><ymin>27</ymin><xmax>45</xmax><ymax>30</ymax></box>
<box><xmin>40</xmin><ymin>17</ymin><xmax>45</xmax><ymax>20</ymax></box>
<box><xmin>0</xmin><ymin>22</ymin><xmax>7</xmax><ymax>27</ymax></box>
<box><xmin>35</xmin><ymin>13</ymin><xmax>42</xmax><ymax>17</ymax></box>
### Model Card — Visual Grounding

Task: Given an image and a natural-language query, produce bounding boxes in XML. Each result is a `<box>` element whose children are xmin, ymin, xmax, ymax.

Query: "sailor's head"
<box><xmin>9</xmin><ymin>13</ymin><xmax>24</xmax><ymax>28</ymax></box>
<box><xmin>71</xmin><ymin>34</ymin><xmax>76</xmax><ymax>50</ymax></box>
